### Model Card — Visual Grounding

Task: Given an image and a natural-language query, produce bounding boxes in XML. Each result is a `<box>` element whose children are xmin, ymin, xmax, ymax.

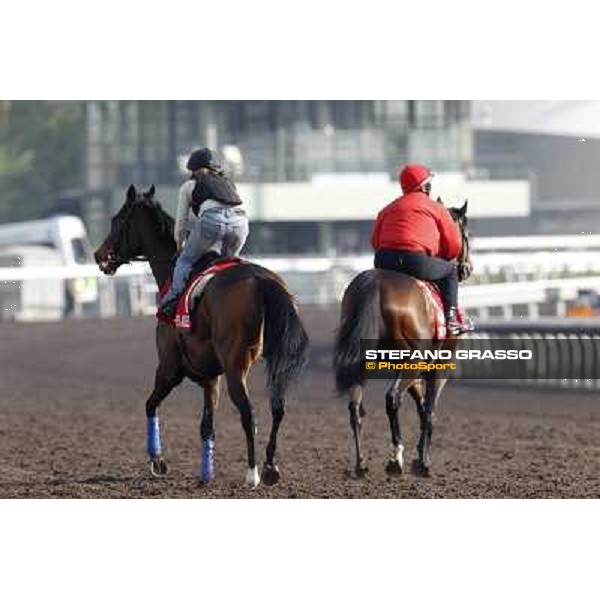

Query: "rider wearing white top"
<box><xmin>174</xmin><ymin>181</ymin><xmax>236</xmax><ymax>250</ymax></box>
<box><xmin>161</xmin><ymin>148</ymin><xmax>249</xmax><ymax>316</ymax></box>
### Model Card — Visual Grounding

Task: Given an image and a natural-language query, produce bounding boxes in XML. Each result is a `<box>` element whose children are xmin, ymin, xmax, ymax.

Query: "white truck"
<box><xmin>0</xmin><ymin>215</ymin><xmax>98</xmax><ymax>319</ymax></box>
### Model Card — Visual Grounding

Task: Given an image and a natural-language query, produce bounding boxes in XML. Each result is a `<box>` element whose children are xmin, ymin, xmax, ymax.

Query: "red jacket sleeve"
<box><xmin>371</xmin><ymin>211</ymin><xmax>383</xmax><ymax>250</ymax></box>
<box><xmin>432</xmin><ymin>204</ymin><xmax>462</xmax><ymax>259</ymax></box>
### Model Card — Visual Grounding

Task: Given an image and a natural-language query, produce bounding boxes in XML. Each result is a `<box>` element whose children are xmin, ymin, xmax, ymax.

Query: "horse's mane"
<box><xmin>143</xmin><ymin>198</ymin><xmax>175</xmax><ymax>239</ymax></box>
<box><xmin>111</xmin><ymin>193</ymin><xmax>175</xmax><ymax>254</ymax></box>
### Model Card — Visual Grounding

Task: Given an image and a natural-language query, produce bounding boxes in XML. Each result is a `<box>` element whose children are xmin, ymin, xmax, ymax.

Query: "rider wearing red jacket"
<box><xmin>371</xmin><ymin>164</ymin><xmax>467</xmax><ymax>335</ymax></box>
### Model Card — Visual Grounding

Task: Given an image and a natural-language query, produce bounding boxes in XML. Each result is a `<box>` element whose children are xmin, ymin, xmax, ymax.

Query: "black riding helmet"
<box><xmin>186</xmin><ymin>148</ymin><xmax>220</xmax><ymax>172</ymax></box>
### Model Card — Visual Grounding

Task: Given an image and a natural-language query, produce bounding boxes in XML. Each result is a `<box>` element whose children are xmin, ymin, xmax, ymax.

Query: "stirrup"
<box><xmin>447</xmin><ymin>322</ymin><xmax>462</xmax><ymax>336</ymax></box>
<box><xmin>460</xmin><ymin>314</ymin><xmax>475</xmax><ymax>332</ymax></box>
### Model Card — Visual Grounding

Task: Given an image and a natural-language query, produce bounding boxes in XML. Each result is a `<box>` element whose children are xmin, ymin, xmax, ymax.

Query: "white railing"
<box><xmin>472</xmin><ymin>234</ymin><xmax>600</xmax><ymax>251</ymax></box>
<box><xmin>2</xmin><ymin>259</ymin><xmax>600</xmax><ymax>320</ymax></box>
<box><xmin>460</xmin><ymin>276</ymin><xmax>600</xmax><ymax>319</ymax></box>
<box><xmin>0</xmin><ymin>263</ymin><xmax>147</xmax><ymax>280</ymax></box>
<box><xmin>0</xmin><ymin>263</ymin><xmax>152</xmax><ymax>320</ymax></box>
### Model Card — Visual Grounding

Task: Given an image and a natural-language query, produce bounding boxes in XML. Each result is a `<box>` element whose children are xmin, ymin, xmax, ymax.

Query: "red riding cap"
<box><xmin>399</xmin><ymin>164</ymin><xmax>434</xmax><ymax>194</ymax></box>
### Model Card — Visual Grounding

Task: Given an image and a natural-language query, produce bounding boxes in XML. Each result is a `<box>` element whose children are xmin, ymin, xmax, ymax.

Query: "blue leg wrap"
<box><xmin>201</xmin><ymin>439</ymin><xmax>215</xmax><ymax>483</ymax></box>
<box><xmin>147</xmin><ymin>416</ymin><xmax>162</xmax><ymax>458</ymax></box>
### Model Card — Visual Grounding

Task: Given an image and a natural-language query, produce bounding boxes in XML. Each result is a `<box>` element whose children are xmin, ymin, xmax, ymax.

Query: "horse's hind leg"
<box><xmin>225</xmin><ymin>367</ymin><xmax>259</xmax><ymax>487</ymax></box>
<box><xmin>348</xmin><ymin>385</ymin><xmax>368</xmax><ymax>478</ymax></box>
<box><xmin>262</xmin><ymin>391</ymin><xmax>284</xmax><ymax>486</ymax></box>
<box><xmin>384</xmin><ymin>375</ymin><xmax>410</xmax><ymax>476</ymax></box>
<box><xmin>413</xmin><ymin>375</ymin><xmax>448</xmax><ymax>477</ymax></box>
<box><xmin>198</xmin><ymin>376</ymin><xmax>220</xmax><ymax>485</ymax></box>
<box><xmin>145</xmin><ymin>368</ymin><xmax>182</xmax><ymax>477</ymax></box>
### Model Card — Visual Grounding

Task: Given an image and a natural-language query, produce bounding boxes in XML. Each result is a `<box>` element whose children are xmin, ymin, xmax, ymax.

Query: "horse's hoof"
<box><xmin>411</xmin><ymin>459</ymin><xmax>430</xmax><ymax>478</ymax></box>
<box><xmin>262</xmin><ymin>464</ymin><xmax>280</xmax><ymax>486</ymax></box>
<box><xmin>385</xmin><ymin>459</ymin><xmax>403</xmax><ymax>476</ymax></box>
<box><xmin>149</xmin><ymin>457</ymin><xmax>169</xmax><ymax>477</ymax></box>
<box><xmin>354</xmin><ymin>464</ymin><xmax>369</xmax><ymax>479</ymax></box>
<box><xmin>245</xmin><ymin>466</ymin><xmax>261</xmax><ymax>488</ymax></box>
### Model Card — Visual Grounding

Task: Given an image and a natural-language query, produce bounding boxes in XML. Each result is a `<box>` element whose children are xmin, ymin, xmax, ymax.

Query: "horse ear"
<box><xmin>144</xmin><ymin>184</ymin><xmax>156</xmax><ymax>199</ymax></box>
<box><xmin>460</xmin><ymin>199</ymin><xmax>468</xmax><ymax>215</ymax></box>
<box><xmin>437</xmin><ymin>196</ymin><xmax>443</xmax><ymax>204</ymax></box>
<box><xmin>126</xmin><ymin>184</ymin><xmax>137</xmax><ymax>203</ymax></box>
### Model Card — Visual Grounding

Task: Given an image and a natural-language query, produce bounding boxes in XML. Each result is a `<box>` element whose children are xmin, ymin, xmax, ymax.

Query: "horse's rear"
<box><xmin>334</xmin><ymin>269</ymin><xmax>433</xmax><ymax>393</ymax></box>
<box><xmin>334</xmin><ymin>268</ymin><xmax>454</xmax><ymax>477</ymax></box>
<box><xmin>201</xmin><ymin>263</ymin><xmax>309</xmax><ymax>396</ymax></box>
<box><xmin>151</xmin><ymin>261</ymin><xmax>309</xmax><ymax>487</ymax></box>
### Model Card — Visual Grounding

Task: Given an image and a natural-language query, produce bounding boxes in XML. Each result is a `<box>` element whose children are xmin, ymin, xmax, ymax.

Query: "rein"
<box><xmin>456</xmin><ymin>220</ymin><xmax>471</xmax><ymax>281</ymax></box>
<box><xmin>109</xmin><ymin>252</ymin><xmax>175</xmax><ymax>268</ymax></box>
<box><xmin>449</xmin><ymin>207</ymin><xmax>471</xmax><ymax>282</ymax></box>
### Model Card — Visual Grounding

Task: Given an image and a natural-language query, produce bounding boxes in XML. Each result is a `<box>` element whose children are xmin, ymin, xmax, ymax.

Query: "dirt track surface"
<box><xmin>1</xmin><ymin>307</ymin><xmax>599</xmax><ymax>498</ymax></box>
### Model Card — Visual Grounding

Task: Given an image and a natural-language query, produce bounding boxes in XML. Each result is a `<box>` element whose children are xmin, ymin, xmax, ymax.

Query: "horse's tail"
<box><xmin>260</xmin><ymin>277</ymin><xmax>310</xmax><ymax>397</ymax></box>
<box><xmin>334</xmin><ymin>270</ymin><xmax>381</xmax><ymax>395</ymax></box>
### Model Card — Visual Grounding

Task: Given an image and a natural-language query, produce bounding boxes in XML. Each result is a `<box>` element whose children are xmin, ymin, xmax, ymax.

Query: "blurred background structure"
<box><xmin>3</xmin><ymin>100</ymin><xmax>600</xmax><ymax>344</ymax></box>
<box><xmin>4</xmin><ymin>100</ymin><xmax>600</xmax><ymax>249</ymax></box>
<box><xmin>83</xmin><ymin>100</ymin><xmax>477</xmax><ymax>254</ymax></box>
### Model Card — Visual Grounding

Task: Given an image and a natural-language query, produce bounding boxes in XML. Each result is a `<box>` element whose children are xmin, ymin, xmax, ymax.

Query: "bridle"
<box><xmin>105</xmin><ymin>198</ymin><xmax>175</xmax><ymax>270</ymax></box>
<box><xmin>451</xmin><ymin>210</ymin><xmax>471</xmax><ymax>282</ymax></box>
<box><xmin>103</xmin><ymin>200</ymin><xmax>141</xmax><ymax>270</ymax></box>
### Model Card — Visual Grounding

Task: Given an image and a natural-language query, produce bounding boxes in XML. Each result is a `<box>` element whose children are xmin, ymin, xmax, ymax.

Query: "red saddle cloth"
<box><xmin>414</xmin><ymin>280</ymin><xmax>446</xmax><ymax>339</ymax></box>
<box><xmin>157</xmin><ymin>258</ymin><xmax>242</xmax><ymax>330</ymax></box>
<box><xmin>413</xmin><ymin>279</ymin><xmax>468</xmax><ymax>339</ymax></box>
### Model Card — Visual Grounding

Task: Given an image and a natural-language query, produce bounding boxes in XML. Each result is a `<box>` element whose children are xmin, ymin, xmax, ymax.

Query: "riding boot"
<box><xmin>445</xmin><ymin>306</ymin><xmax>475</xmax><ymax>336</ymax></box>
<box><xmin>161</xmin><ymin>295</ymin><xmax>179</xmax><ymax>318</ymax></box>
<box><xmin>445</xmin><ymin>306</ymin><xmax>463</xmax><ymax>336</ymax></box>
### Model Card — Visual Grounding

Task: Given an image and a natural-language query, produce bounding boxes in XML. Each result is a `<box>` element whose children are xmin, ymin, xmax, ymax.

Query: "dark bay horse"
<box><xmin>333</xmin><ymin>201</ymin><xmax>471</xmax><ymax>477</ymax></box>
<box><xmin>94</xmin><ymin>184</ymin><xmax>309</xmax><ymax>487</ymax></box>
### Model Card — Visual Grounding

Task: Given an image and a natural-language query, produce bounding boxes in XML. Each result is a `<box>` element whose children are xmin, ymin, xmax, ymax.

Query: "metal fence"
<box><xmin>456</xmin><ymin>321</ymin><xmax>600</xmax><ymax>391</ymax></box>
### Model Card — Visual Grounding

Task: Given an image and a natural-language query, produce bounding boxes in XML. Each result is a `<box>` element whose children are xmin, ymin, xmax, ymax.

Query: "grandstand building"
<box><xmin>84</xmin><ymin>101</ymin><xmax>530</xmax><ymax>252</ymax></box>
<box><xmin>473</xmin><ymin>101</ymin><xmax>600</xmax><ymax>235</ymax></box>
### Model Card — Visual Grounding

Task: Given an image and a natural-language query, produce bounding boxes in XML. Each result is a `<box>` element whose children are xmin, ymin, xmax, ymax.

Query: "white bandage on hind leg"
<box><xmin>245</xmin><ymin>466</ymin><xmax>260</xmax><ymax>487</ymax></box>
<box><xmin>391</xmin><ymin>444</ymin><xmax>404</xmax><ymax>466</ymax></box>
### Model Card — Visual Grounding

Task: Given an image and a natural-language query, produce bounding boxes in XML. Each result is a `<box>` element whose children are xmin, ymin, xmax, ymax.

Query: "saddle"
<box><xmin>413</xmin><ymin>280</ymin><xmax>472</xmax><ymax>339</ymax></box>
<box><xmin>157</xmin><ymin>253</ymin><xmax>243</xmax><ymax>330</ymax></box>
<box><xmin>190</xmin><ymin>250</ymin><xmax>222</xmax><ymax>278</ymax></box>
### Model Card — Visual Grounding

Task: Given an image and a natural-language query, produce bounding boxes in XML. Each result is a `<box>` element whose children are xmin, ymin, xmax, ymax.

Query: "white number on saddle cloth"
<box><xmin>175</xmin><ymin>314</ymin><xmax>191</xmax><ymax>329</ymax></box>
<box><xmin>174</xmin><ymin>273</ymin><xmax>217</xmax><ymax>331</ymax></box>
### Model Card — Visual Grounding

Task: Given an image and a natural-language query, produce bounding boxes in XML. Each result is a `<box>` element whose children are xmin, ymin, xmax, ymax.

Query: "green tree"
<box><xmin>0</xmin><ymin>101</ymin><xmax>85</xmax><ymax>223</ymax></box>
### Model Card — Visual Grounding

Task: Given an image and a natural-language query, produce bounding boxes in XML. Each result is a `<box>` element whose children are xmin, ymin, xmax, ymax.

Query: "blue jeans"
<box><xmin>162</xmin><ymin>207</ymin><xmax>249</xmax><ymax>306</ymax></box>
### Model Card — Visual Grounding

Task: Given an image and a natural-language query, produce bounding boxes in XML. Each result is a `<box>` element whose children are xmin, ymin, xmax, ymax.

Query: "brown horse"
<box><xmin>94</xmin><ymin>184</ymin><xmax>309</xmax><ymax>487</ymax></box>
<box><xmin>333</xmin><ymin>201</ymin><xmax>471</xmax><ymax>477</ymax></box>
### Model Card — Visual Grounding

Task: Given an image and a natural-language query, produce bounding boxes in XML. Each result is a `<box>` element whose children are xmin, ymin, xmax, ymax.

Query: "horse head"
<box><xmin>449</xmin><ymin>200</ymin><xmax>471</xmax><ymax>281</ymax></box>
<box><xmin>94</xmin><ymin>184</ymin><xmax>174</xmax><ymax>275</ymax></box>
